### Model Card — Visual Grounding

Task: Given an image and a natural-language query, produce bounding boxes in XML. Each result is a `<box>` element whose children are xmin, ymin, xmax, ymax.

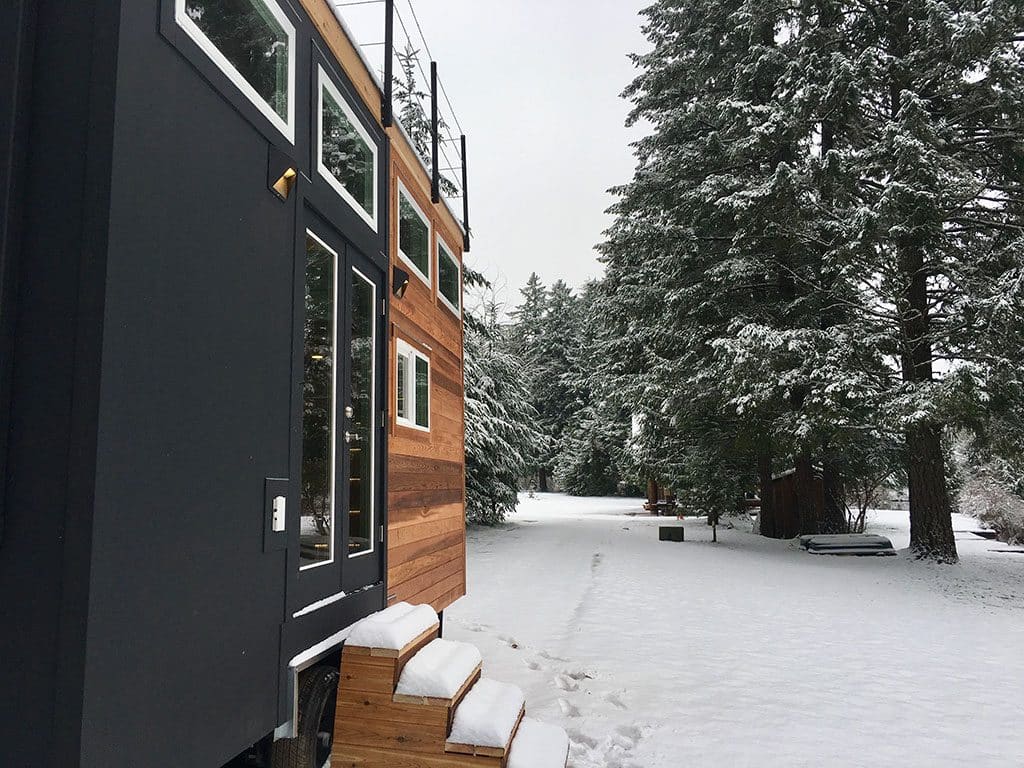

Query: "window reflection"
<box><xmin>300</xmin><ymin>235</ymin><xmax>336</xmax><ymax>568</ymax></box>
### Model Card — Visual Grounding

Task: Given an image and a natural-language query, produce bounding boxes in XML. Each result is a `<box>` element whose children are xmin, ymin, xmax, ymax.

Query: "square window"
<box><xmin>437</xmin><ymin>240</ymin><xmax>461</xmax><ymax>314</ymax></box>
<box><xmin>318</xmin><ymin>68</ymin><xmax>378</xmax><ymax>230</ymax></box>
<box><xmin>398</xmin><ymin>185</ymin><xmax>431</xmax><ymax>285</ymax></box>
<box><xmin>176</xmin><ymin>0</ymin><xmax>295</xmax><ymax>141</ymax></box>
<box><xmin>396</xmin><ymin>340</ymin><xmax>430</xmax><ymax>432</ymax></box>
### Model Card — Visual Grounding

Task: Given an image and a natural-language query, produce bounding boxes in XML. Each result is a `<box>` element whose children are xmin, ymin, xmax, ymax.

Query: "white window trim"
<box><xmin>301</xmin><ymin>230</ymin><xmax>340</xmax><ymax>571</ymax></box>
<box><xmin>175</xmin><ymin>0</ymin><xmax>297</xmax><ymax>143</ymax></box>
<box><xmin>349</xmin><ymin>266</ymin><xmax>377</xmax><ymax>559</ymax></box>
<box><xmin>397</xmin><ymin>181</ymin><xmax>432</xmax><ymax>288</ymax></box>
<box><xmin>436</xmin><ymin>238</ymin><xmax>462</xmax><ymax>317</ymax></box>
<box><xmin>317</xmin><ymin>66</ymin><xmax>379</xmax><ymax>232</ymax></box>
<box><xmin>395</xmin><ymin>338</ymin><xmax>430</xmax><ymax>432</ymax></box>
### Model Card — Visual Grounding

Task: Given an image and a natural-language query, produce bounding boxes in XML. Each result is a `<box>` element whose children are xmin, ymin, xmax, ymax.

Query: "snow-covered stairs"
<box><xmin>332</xmin><ymin>602</ymin><xmax>568</xmax><ymax>768</ymax></box>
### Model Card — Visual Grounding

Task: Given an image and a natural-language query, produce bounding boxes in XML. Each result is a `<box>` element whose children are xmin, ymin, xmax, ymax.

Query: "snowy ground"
<box><xmin>446</xmin><ymin>494</ymin><xmax>1024</xmax><ymax>768</ymax></box>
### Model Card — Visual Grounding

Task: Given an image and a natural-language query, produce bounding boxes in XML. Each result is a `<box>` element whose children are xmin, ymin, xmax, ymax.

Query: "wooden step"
<box><xmin>507</xmin><ymin>718</ymin><xmax>570</xmax><ymax>768</ymax></box>
<box><xmin>445</xmin><ymin>679</ymin><xmax>526</xmax><ymax>761</ymax></box>
<box><xmin>394</xmin><ymin>639</ymin><xmax>483</xmax><ymax>708</ymax></box>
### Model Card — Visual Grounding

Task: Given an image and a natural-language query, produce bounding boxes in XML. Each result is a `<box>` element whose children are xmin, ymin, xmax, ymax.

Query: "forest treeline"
<box><xmin>464</xmin><ymin>0</ymin><xmax>1024</xmax><ymax>563</ymax></box>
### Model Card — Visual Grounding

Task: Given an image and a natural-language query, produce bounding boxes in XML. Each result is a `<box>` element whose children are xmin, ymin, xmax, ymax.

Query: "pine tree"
<box><xmin>464</xmin><ymin>300</ymin><xmax>544</xmax><ymax>524</ymax></box>
<box><xmin>392</xmin><ymin>43</ymin><xmax>458</xmax><ymax>197</ymax></box>
<box><xmin>509</xmin><ymin>273</ymin><xmax>551</xmax><ymax>489</ymax></box>
<box><xmin>826</xmin><ymin>0</ymin><xmax>1024</xmax><ymax>561</ymax></box>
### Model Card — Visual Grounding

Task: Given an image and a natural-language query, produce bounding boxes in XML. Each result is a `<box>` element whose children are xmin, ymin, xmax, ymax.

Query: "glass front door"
<box><xmin>291</xmin><ymin>223</ymin><xmax>384</xmax><ymax>611</ymax></box>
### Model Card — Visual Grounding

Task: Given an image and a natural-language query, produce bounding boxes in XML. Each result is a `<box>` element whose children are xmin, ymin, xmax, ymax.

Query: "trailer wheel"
<box><xmin>270</xmin><ymin>665</ymin><xmax>340</xmax><ymax>768</ymax></box>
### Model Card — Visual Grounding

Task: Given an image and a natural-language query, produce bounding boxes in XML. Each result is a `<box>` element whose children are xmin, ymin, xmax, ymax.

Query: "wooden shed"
<box><xmin>759</xmin><ymin>468</ymin><xmax>825</xmax><ymax>539</ymax></box>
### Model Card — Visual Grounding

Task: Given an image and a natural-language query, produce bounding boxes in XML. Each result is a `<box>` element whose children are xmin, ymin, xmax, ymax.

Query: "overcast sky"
<box><xmin>344</xmin><ymin>0</ymin><xmax>650</xmax><ymax>310</ymax></box>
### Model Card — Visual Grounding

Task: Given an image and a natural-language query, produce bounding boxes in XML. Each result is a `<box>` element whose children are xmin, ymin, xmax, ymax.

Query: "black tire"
<box><xmin>270</xmin><ymin>665</ymin><xmax>340</xmax><ymax>768</ymax></box>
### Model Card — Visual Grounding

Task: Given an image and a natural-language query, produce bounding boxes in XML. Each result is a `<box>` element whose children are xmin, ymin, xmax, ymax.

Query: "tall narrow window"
<box><xmin>300</xmin><ymin>234</ymin><xmax>337</xmax><ymax>568</ymax></box>
<box><xmin>396</xmin><ymin>340</ymin><xmax>430</xmax><ymax>431</ymax></box>
<box><xmin>318</xmin><ymin>68</ymin><xmax>378</xmax><ymax>230</ymax></box>
<box><xmin>437</xmin><ymin>240</ymin><xmax>461</xmax><ymax>315</ymax></box>
<box><xmin>348</xmin><ymin>269</ymin><xmax>376</xmax><ymax>556</ymax></box>
<box><xmin>176</xmin><ymin>0</ymin><xmax>295</xmax><ymax>141</ymax></box>
<box><xmin>398</xmin><ymin>184</ymin><xmax>431</xmax><ymax>285</ymax></box>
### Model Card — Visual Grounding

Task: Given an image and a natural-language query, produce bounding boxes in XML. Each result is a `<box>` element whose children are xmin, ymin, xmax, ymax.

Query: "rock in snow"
<box><xmin>346</xmin><ymin>602</ymin><xmax>438</xmax><ymax>651</ymax></box>
<box><xmin>396</xmin><ymin>639</ymin><xmax>482</xmax><ymax>700</ymax></box>
<box><xmin>508</xmin><ymin>718</ymin><xmax>570</xmax><ymax>768</ymax></box>
<box><xmin>449</xmin><ymin>678</ymin><xmax>525</xmax><ymax>749</ymax></box>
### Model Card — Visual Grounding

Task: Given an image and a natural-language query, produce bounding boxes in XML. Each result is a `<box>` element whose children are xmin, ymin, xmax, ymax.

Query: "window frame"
<box><xmin>395</xmin><ymin>338</ymin><xmax>430</xmax><ymax>432</ymax></box>
<box><xmin>174</xmin><ymin>0</ymin><xmax>297</xmax><ymax>143</ymax></box>
<box><xmin>317</xmin><ymin>66</ymin><xmax>379</xmax><ymax>232</ymax></box>
<box><xmin>396</xmin><ymin>181</ymin><xmax>432</xmax><ymax>288</ymax></box>
<box><xmin>436</xmin><ymin>238</ymin><xmax>462</xmax><ymax>317</ymax></box>
<box><xmin>300</xmin><ymin>230</ymin><xmax>340</xmax><ymax>571</ymax></box>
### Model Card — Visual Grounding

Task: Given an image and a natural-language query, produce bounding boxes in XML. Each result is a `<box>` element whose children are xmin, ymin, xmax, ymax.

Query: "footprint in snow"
<box><xmin>554</xmin><ymin>673</ymin><xmax>580</xmax><ymax>692</ymax></box>
<box><xmin>604</xmin><ymin>691</ymin><xmax>628</xmax><ymax>710</ymax></box>
<box><xmin>566</xmin><ymin>728</ymin><xmax>597</xmax><ymax>748</ymax></box>
<box><xmin>538</xmin><ymin>650</ymin><xmax>568</xmax><ymax>662</ymax></box>
<box><xmin>558</xmin><ymin>697</ymin><xmax>581</xmax><ymax>718</ymax></box>
<box><xmin>524</xmin><ymin>659</ymin><xmax>542</xmax><ymax>671</ymax></box>
<box><xmin>498</xmin><ymin>634</ymin><xmax>520</xmax><ymax>649</ymax></box>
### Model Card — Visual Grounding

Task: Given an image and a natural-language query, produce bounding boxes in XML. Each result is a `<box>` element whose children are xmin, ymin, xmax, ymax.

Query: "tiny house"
<box><xmin>1</xmin><ymin>1</ymin><xmax>470</xmax><ymax>766</ymax></box>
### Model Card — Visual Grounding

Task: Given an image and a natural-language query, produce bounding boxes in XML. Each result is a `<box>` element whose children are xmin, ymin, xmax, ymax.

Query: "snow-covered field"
<box><xmin>446</xmin><ymin>494</ymin><xmax>1024</xmax><ymax>768</ymax></box>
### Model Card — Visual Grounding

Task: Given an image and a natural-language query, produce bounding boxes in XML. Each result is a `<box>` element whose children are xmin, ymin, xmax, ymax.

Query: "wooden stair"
<box><xmin>332</xmin><ymin>604</ymin><xmax>569</xmax><ymax>768</ymax></box>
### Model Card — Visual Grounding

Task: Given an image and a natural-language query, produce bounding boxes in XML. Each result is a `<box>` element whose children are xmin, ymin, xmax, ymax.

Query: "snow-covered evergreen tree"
<box><xmin>598</xmin><ymin>0</ymin><xmax>1024</xmax><ymax>561</ymax></box>
<box><xmin>464</xmin><ymin>299</ymin><xmax>544</xmax><ymax>524</ymax></box>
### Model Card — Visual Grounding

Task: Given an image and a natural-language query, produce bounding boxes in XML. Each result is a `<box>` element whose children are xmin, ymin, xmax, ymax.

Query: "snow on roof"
<box><xmin>508</xmin><ymin>718</ymin><xmax>570</xmax><ymax>768</ymax></box>
<box><xmin>346</xmin><ymin>602</ymin><xmax>438</xmax><ymax>651</ymax></box>
<box><xmin>396</xmin><ymin>639</ymin><xmax>482</xmax><ymax>700</ymax></box>
<box><xmin>449</xmin><ymin>678</ymin><xmax>525</xmax><ymax>749</ymax></box>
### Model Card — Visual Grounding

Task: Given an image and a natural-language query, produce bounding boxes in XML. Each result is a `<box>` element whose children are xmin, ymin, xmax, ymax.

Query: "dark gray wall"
<box><xmin>0</xmin><ymin>2</ymin><xmax>120</xmax><ymax>766</ymax></box>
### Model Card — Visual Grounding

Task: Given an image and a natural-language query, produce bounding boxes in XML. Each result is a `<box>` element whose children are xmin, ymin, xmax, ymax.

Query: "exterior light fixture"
<box><xmin>271</xmin><ymin>167</ymin><xmax>297</xmax><ymax>200</ymax></box>
<box><xmin>393</xmin><ymin>267</ymin><xmax>410</xmax><ymax>299</ymax></box>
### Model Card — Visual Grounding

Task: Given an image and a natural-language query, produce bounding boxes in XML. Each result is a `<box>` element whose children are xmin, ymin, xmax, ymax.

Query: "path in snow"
<box><xmin>446</xmin><ymin>494</ymin><xmax>1024</xmax><ymax>768</ymax></box>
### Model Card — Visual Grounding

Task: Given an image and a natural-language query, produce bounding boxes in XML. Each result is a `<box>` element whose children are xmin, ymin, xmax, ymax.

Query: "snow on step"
<box><xmin>448</xmin><ymin>678</ymin><xmax>525</xmax><ymax>749</ymax></box>
<box><xmin>396</xmin><ymin>639</ymin><xmax>482</xmax><ymax>700</ymax></box>
<box><xmin>346</xmin><ymin>602</ymin><xmax>438</xmax><ymax>651</ymax></box>
<box><xmin>508</xmin><ymin>719</ymin><xmax>570</xmax><ymax>768</ymax></box>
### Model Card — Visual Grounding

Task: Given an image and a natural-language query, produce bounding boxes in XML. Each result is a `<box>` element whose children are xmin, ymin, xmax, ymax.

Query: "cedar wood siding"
<box><xmin>387</xmin><ymin>153</ymin><xmax>467</xmax><ymax>612</ymax></box>
<box><xmin>298</xmin><ymin>0</ymin><xmax>468</xmax><ymax>612</ymax></box>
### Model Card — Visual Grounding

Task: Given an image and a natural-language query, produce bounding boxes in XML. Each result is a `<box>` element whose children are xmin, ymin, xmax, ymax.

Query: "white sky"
<box><xmin>341</xmin><ymin>0</ymin><xmax>650</xmax><ymax>308</ymax></box>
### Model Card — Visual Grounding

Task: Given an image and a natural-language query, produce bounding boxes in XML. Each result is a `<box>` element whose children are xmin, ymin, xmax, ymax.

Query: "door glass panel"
<box><xmin>300</xmin><ymin>235</ymin><xmax>336</xmax><ymax>568</ymax></box>
<box><xmin>348</xmin><ymin>270</ymin><xmax>376</xmax><ymax>556</ymax></box>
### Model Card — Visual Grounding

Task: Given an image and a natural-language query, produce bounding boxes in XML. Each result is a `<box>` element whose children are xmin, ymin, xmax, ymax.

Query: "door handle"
<box><xmin>344</xmin><ymin>431</ymin><xmax>363</xmax><ymax>444</ymax></box>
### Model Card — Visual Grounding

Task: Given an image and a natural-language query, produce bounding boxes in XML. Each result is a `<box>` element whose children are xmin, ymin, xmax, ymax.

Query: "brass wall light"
<box><xmin>271</xmin><ymin>167</ymin><xmax>297</xmax><ymax>200</ymax></box>
<box><xmin>393</xmin><ymin>267</ymin><xmax>410</xmax><ymax>299</ymax></box>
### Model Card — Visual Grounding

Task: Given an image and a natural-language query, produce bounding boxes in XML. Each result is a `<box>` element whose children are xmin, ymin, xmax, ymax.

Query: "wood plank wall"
<box><xmin>299</xmin><ymin>0</ymin><xmax>468</xmax><ymax>612</ymax></box>
<box><xmin>386</xmin><ymin>153</ymin><xmax>466</xmax><ymax>612</ymax></box>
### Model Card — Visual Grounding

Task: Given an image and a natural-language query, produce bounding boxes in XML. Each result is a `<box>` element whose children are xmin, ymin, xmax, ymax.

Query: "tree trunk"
<box><xmin>821</xmin><ymin>457</ymin><xmax>848</xmax><ymax>534</ymax></box>
<box><xmin>906</xmin><ymin>423</ymin><xmax>958</xmax><ymax>562</ymax></box>
<box><xmin>758</xmin><ymin>452</ymin><xmax>776</xmax><ymax>538</ymax></box>
<box><xmin>537</xmin><ymin>467</ymin><xmax>549</xmax><ymax>494</ymax></box>
<box><xmin>887</xmin><ymin>3</ymin><xmax>957</xmax><ymax>563</ymax></box>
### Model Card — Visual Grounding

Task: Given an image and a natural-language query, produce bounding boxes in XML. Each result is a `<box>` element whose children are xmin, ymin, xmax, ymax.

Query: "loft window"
<box><xmin>176</xmin><ymin>0</ymin><xmax>296</xmax><ymax>142</ymax></box>
<box><xmin>437</xmin><ymin>240</ymin><xmax>461</xmax><ymax>315</ymax></box>
<box><xmin>318</xmin><ymin>67</ymin><xmax>378</xmax><ymax>230</ymax></box>
<box><xmin>396</xmin><ymin>339</ymin><xmax>430</xmax><ymax>431</ymax></box>
<box><xmin>398</xmin><ymin>184</ymin><xmax>431</xmax><ymax>286</ymax></box>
